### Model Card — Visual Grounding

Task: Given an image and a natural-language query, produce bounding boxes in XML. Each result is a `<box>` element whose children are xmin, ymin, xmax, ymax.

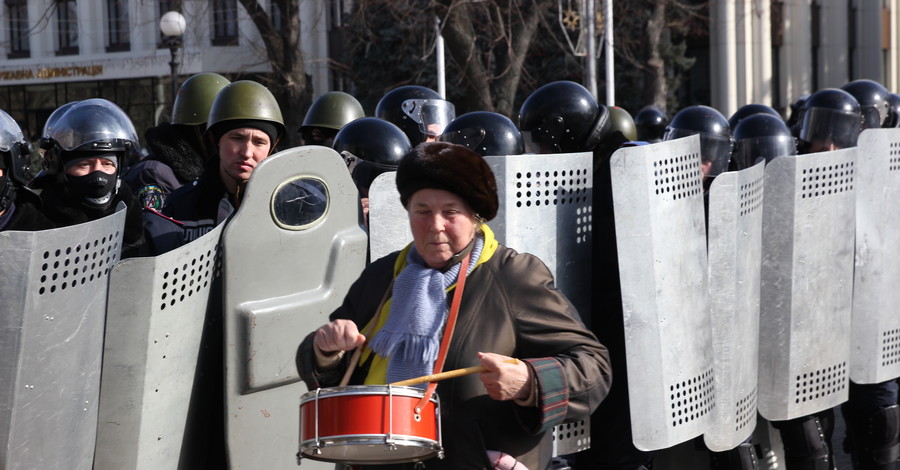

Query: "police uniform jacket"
<box><xmin>0</xmin><ymin>189</ymin><xmax>55</xmax><ymax>231</ymax></box>
<box><xmin>297</xmin><ymin>226</ymin><xmax>612</xmax><ymax>470</ymax></box>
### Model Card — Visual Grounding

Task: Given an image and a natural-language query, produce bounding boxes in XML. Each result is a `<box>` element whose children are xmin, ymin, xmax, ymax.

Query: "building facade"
<box><xmin>0</xmin><ymin>0</ymin><xmax>349</xmax><ymax>142</ymax></box>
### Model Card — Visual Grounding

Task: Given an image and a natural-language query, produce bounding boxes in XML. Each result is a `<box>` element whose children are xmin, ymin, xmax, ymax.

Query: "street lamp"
<box><xmin>160</xmin><ymin>10</ymin><xmax>186</xmax><ymax>109</ymax></box>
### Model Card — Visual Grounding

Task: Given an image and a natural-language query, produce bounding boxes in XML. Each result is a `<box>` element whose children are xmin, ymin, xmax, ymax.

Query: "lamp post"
<box><xmin>160</xmin><ymin>11</ymin><xmax>186</xmax><ymax>108</ymax></box>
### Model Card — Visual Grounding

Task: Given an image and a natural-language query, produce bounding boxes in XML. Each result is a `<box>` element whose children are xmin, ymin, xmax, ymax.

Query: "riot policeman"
<box><xmin>727</xmin><ymin>103</ymin><xmax>782</xmax><ymax>130</ymax></box>
<box><xmin>608</xmin><ymin>106</ymin><xmax>638</xmax><ymax>142</ymax></box>
<box><xmin>884</xmin><ymin>93</ymin><xmax>900</xmax><ymax>128</ymax></box>
<box><xmin>437</xmin><ymin>111</ymin><xmax>524</xmax><ymax>157</ymax></box>
<box><xmin>634</xmin><ymin>105</ymin><xmax>668</xmax><ymax>143</ymax></box>
<box><xmin>299</xmin><ymin>91</ymin><xmax>365</xmax><ymax>147</ymax></box>
<box><xmin>518</xmin><ymin>80</ymin><xmax>610</xmax><ymax>154</ymax></box>
<box><xmin>663</xmin><ymin>105</ymin><xmax>733</xmax><ymax>191</ymax></box>
<box><xmin>333</xmin><ymin>116</ymin><xmax>411</xmax><ymax>228</ymax></box>
<box><xmin>841</xmin><ymin>79</ymin><xmax>890</xmax><ymax>130</ymax></box>
<box><xmin>787</xmin><ymin>93</ymin><xmax>811</xmax><ymax>138</ymax></box>
<box><xmin>123</xmin><ymin>72</ymin><xmax>230</xmax><ymax>210</ymax></box>
<box><xmin>34</xmin><ymin>98</ymin><xmax>144</xmax><ymax>257</ymax></box>
<box><xmin>375</xmin><ymin>85</ymin><xmax>454</xmax><ymax>145</ymax></box>
<box><xmin>0</xmin><ymin>109</ymin><xmax>53</xmax><ymax>231</ymax></box>
<box><xmin>144</xmin><ymin>80</ymin><xmax>285</xmax><ymax>255</ymax></box>
<box><xmin>730</xmin><ymin>112</ymin><xmax>797</xmax><ymax>170</ymax></box>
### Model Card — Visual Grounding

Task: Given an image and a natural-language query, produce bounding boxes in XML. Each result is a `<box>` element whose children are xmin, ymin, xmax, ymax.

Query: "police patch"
<box><xmin>136</xmin><ymin>185</ymin><xmax>167</xmax><ymax>210</ymax></box>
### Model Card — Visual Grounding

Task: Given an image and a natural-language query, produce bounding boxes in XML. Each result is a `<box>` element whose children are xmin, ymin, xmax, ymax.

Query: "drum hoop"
<box><xmin>300</xmin><ymin>384</ymin><xmax>439</xmax><ymax>402</ymax></box>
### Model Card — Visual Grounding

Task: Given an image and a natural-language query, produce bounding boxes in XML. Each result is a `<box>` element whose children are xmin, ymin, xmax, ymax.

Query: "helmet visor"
<box><xmin>732</xmin><ymin>135</ymin><xmax>797</xmax><ymax>169</ymax></box>
<box><xmin>800</xmin><ymin>107</ymin><xmax>861</xmax><ymax>150</ymax></box>
<box><xmin>342</xmin><ymin>151</ymin><xmax>397</xmax><ymax>191</ymax></box>
<box><xmin>402</xmin><ymin>99</ymin><xmax>456</xmax><ymax>137</ymax></box>
<box><xmin>438</xmin><ymin>127</ymin><xmax>486</xmax><ymax>153</ymax></box>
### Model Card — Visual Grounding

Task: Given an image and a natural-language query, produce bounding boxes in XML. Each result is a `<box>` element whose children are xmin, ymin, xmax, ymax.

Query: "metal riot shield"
<box><xmin>703</xmin><ymin>161</ymin><xmax>765</xmax><ymax>452</ymax></box>
<box><xmin>483</xmin><ymin>151</ymin><xmax>593</xmax><ymax>324</ymax></box>
<box><xmin>610</xmin><ymin>135</ymin><xmax>714</xmax><ymax>451</ymax></box>
<box><xmin>222</xmin><ymin>146</ymin><xmax>368</xmax><ymax>469</ymax></box>
<box><xmin>851</xmin><ymin>128</ymin><xmax>900</xmax><ymax>384</ymax></box>
<box><xmin>368</xmin><ymin>171</ymin><xmax>411</xmax><ymax>261</ymax></box>
<box><xmin>758</xmin><ymin>148</ymin><xmax>856</xmax><ymax>421</ymax></box>
<box><xmin>93</xmin><ymin>223</ymin><xmax>225</xmax><ymax>469</ymax></box>
<box><xmin>0</xmin><ymin>207</ymin><xmax>126</xmax><ymax>470</ymax></box>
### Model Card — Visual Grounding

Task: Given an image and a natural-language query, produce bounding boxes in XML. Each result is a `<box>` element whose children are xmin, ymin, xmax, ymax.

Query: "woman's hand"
<box><xmin>478</xmin><ymin>352</ymin><xmax>532</xmax><ymax>401</ymax></box>
<box><xmin>315</xmin><ymin>319</ymin><xmax>366</xmax><ymax>354</ymax></box>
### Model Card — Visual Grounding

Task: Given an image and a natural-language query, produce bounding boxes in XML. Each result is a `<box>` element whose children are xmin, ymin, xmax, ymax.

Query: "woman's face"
<box><xmin>408</xmin><ymin>188</ymin><xmax>478</xmax><ymax>269</ymax></box>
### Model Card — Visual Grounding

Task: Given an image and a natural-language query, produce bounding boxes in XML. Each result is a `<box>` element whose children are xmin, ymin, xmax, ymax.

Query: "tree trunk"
<box><xmin>645</xmin><ymin>1</ymin><xmax>668</xmax><ymax>114</ymax></box>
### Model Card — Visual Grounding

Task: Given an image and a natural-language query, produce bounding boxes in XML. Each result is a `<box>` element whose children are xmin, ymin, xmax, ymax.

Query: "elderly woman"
<box><xmin>297</xmin><ymin>142</ymin><xmax>611</xmax><ymax>470</ymax></box>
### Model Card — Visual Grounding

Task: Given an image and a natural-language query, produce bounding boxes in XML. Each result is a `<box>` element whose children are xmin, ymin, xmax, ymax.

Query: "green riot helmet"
<box><xmin>333</xmin><ymin>117</ymin><xmax>412</xmax><ymax>192</ymax></box>
<box><xmin>299</xmin><ymin>91</ymin><xmax>365</xmax><ymax>146</ymax></box>
<box><xmin>608</xmin><ymin>106</ymin><xmax>637</xmax><ymax>142</ymax></box>
<box><xmin>206</xmin><ymin>80</ymin><xmax>286</xmax><ymax>152</ymax></box>
<box><xmin>171</xmin><ymin>72</ymin><xmax>231</xmax><ymax>126</ymax></box>
<box><xmin>41</xmin><ymin>98</ymin><xmax>140</xmax><ymax>173</ymax></box>
<box><xmin>375</xmin><ymin>85</ymin><xmax>444</xmax><ymax>146</ymax></box>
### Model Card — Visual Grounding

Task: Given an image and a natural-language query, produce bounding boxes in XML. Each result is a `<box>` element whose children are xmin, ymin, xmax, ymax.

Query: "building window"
<box><xmin>55</xmin><ymin>0</ymin><xmax>78</xmax><ymax>56</ymax></box>
<box><xmin>6</xmin><ymin>0</ymin><xmax>29</xmax><ymax>58</ymax></box>
<box><xmin>106</xmin><ymin>0</ymin><xmax>129</xmax><ymax>52</ymax></box>
<box><xmin>211</xmin><ymin>0</ymin><xmax>238</xmax><ymax>46</ymax></box>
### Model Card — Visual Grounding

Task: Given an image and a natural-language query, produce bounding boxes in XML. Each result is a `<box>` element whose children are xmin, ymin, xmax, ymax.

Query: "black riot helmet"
<box><xmin>731</xmin><ymin>113</ymin><xmax>797</xmax><ymax>171</ymax></box>
<box><xmin>375</xmin><ymin>86</ymin><xmax>452</xmax><ymax>146</ymax></box>
<box><xmin>798</xmin><ymin>88</ymin><xmax>861</xmax><ymax>153</ymax></box>
<box><xmin>728</xmin><ymin>103</ymin><xmax>782</xmax><ymax>130</ymax></box>
<box><xmin>333</xmin><ymin>117</ymin><xmax>412</xmax><ymax>193</ymax></box>
<box><xmin>41</xmin><ymin>98</ymin><xmax>140</xmax><ymax>173</ymax></box>
<box><xmin>518</xmin><ymin>80</ymin><xmax>610</xmax><ymax>154</ymax></box>
<box><xmin>0</xmin><ymin>110</ymin><xmax>33</xmax><ymax>213</ymax></box>
<box><xmin>664</xmin><ymin>105</ymin><xmax>733</xmax><ymax>181</ymax></box>
<box><xmin>884</xmin><ymin>93</ymin><xmax>900</xmax><ymax>128</ymax></box>
<box><xmin>438</xmin><ymin>111</ymin><xmax>524</xmax><ymax>157</ymax></box>
<box><xmin>841</xmin><ymin>79</ymin><xmax>889</xmax><ymax>130</ymax></box>
<box><xmin>634</xmin><ymin>106</ymin><xmax>668</xmax><ymax>143</ymax></box>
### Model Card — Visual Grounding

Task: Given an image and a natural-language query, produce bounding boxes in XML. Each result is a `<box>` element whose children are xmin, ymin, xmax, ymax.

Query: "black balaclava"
<box><xmin>63</xmin><ymin>154</ymin><xmax>120</xmax><ymax>211</ymax></box>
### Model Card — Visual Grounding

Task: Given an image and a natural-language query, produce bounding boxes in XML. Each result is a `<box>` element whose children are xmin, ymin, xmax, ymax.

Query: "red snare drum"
<box><xmin>298</xmin><ymin>385</ymin><xmax>443</xmax><ymax>465</ymax></box>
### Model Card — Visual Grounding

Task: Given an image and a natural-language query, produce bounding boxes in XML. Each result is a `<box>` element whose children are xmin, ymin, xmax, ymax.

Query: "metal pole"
<box><xmin>585</xmin><ymin>0</ymin><xmax>598</xmax><ymax>99</ymax></box>
<box><xmin>168</xmin><ymin>41</ymin><xmax>180</xmax><ymax>108</ymax></box>
<box><xmin>435</xmin><ymin>15</ymin><xmax>446</xmax><ymax>98</ymax></box>
<box><xmin>604</xmin><ymin>0</ymin><xmax>615</xmax><ymax>106</ymax></box>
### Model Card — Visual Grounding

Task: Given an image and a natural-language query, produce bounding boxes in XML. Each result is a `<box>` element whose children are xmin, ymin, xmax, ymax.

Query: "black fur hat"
<box><xmin>396</xmin><ymin>141</ymin><xmax>498</xmax><ymax>221</ymax></box>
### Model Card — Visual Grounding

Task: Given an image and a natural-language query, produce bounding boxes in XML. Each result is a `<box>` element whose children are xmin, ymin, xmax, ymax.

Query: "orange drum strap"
<box><xmin>415</xmin><ymin>251</ymin><xmax>471</xmax><ymax>413</ymax></box>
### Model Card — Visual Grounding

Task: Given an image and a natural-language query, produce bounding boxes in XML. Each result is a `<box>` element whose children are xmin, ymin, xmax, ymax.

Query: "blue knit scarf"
<box><xmin>369</xmin><ymin>235</ymin><xmax>484</xmax><ymax>386</ymax></box>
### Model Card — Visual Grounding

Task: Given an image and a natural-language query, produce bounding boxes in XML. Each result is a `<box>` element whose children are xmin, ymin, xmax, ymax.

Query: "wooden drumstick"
<box><xmin>390</xmin><ymin>358</ymin><xmax>520</xmax><ymax>387</ymax></box>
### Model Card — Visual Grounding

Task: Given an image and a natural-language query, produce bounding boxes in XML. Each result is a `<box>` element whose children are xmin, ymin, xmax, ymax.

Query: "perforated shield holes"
<box><xmin>652</xmin><ymin>152</ymin><xmax>704</xmax><ymax>200</ymax></box>
<box><xmin>38</xmin><ymin>230</ymin><xmax>122</xmax><ymax>295</ymax></box>
<box><xmin>668</xmin><ymin>368</ymin><xmax>715</xmax><ymax>428</ymax></box>
<box><xmin>799</xmin><ymin>161</ymin><xmax>854</xmax><ymax>199</ymax></box>
<box><xmin>794</xmin><ymin>362</ymin><xmax>847</xmax><ymax>404</ymax></box>
<box><xmin>158</xmin><ymin>243</ymin><xmax>222</xmax><ymax>311</ymax></box>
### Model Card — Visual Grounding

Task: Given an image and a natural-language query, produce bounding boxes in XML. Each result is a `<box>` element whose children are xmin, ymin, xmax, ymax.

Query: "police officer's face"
<box><xmin>218</xmin><ymin>127</ymin><xmax>272</xmax><ymax>184</ymax></box>
<box><xmin>65</xmin><ymin>157</ymin><xmax>117</xmax><ymax>176</ymax></box>
<box><xmin>408</xmin><ymin>188</ymin><xmax>478</xmax><ymax>269</ymax></box>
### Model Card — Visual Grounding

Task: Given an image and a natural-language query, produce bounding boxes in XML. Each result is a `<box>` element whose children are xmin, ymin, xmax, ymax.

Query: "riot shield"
<box><xmin>851</xmin><ymin>128</ymin><xmax>900</xmax><ymax>384</ymax></box>
<box><xmin>483</xmin><ymin>151</ymin><xmax>593</xmax><ymax>324</ymax></box>
<box><xmin>758</xmin><ymin>148</ymin><xmax>856</xmax><ymax>421</ymax></box>
<box><xmin>368</xmin><ymin>171</ymin><xmax>411</xmax><ymax>261</ymax></box>
<box><xmin>0</xmin><ymin>207</ymin><xmax>126</xmax><ymax>470</ymax></box>
<box><xmin>610</xmin><ymin>135</ymin><xmax>714</xmax><ymax>451</ymax></box>
<box><xmin>222</xmin><ymin>146</ymin><xmax>368</xmax><ymax>469</ymax></box>
<box><xmin>94</xmin><ymin>223</ymin><xmax>225</xmax><ymax>469</ymax></box>
<box><xmin>703</xmin><ymin>161</ymin><xmax>765</xmax><ymax>452</ymax></box>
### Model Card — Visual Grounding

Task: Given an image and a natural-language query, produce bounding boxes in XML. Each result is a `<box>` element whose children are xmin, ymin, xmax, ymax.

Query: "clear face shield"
<box><xmin>401</xmin><ymin>99</ymin><xmax>456</xmax><ymax>139</ymax></box>
<box><xmin>665</xmin><ymin>128</ymin><xmax>733</xmax><ymax>179</ymax></box>
<box><xmin>860</xmin><ymin>102</ymin><xmax>888</xmax><ymax>130</ymax></box>
<box><xmin>341</xmin><ymin>151</ymin><xmax>397</xmax><ymax>194</ymax></box>
<box><xmin>732</xmin><ymin>134</ymin><xmax>798</xmax><ymax>169</ymax></box>
<box><xmin>521</xmin><ymin>116</ymin><xmax>565</xmax><ymax>154</ymax></box>
<box><xmin>800</xmin><ymin>107</ymin><xmax>862</xmax><ymax>152</ymax></box>
<box><xmin>438</xmin><ymin>127</ymin><xmax>487</xmax><ymax>153</ymax></box>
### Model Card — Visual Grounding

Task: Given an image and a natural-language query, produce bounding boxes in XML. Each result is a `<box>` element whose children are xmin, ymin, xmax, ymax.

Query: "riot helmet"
<box><xmin>333</xmin><ymin>117</ymin><xmax>412</xmax><ymax>193</ymax></box>
<box><xmin>664</xmin><ymin>105</ymin><xmax>733</xmax><ymax>181</ymax></box>
<box><xmin>727</xmin><ymin>103</ymin><xmax>781</xmax><ymax>130</ymax></box>
<box><xmin>206</xmin><ymin>80</ymin><xmax>286</xmax><ymax>153</ymax></box>
<box><xmin>299</xmin><ymin>91</ymin><xmax>365</xmax><ymax>146</ymax></box>
<box><xmin>731</xmin><ymin>113</ymin><xmax>797</xmax><ymax>170</ymax></box>
<box><xmin>634</xmin><ymin>106</ymin><xmax>668</xmax><ymax>143</ymax></box>
<box><xmin>39</xmin><ymin>101</ymin><xmax>79</xmax><ymax>152</ymax></box>
<box><xmin>840</xmin><ymin>79</ymin><xmax>889</xmax><ymax>130</ymax></box>
<box><xmin>171</xmin><ymin>72</ymin><xmax>231</xmax><ymax>126</ymax></box>
<box><xmin>375</xmin><ymin>86</ymin><xmax>451</xmax><ymax>146</ymax></box>
<box><xmin>518</xmin><ymin>80</ymin><xmax>610</xmax><ymax>153</ymax></box>
<box><xmin>608</xmin><ymin>106</ymin><xmax>637</xmax><ymax>142</ymax></box>
<box><xmin>0</xmin><ymin>110</ymin><xmax>32</xmax><ymax>213</ymax></box>
<box><xmin>798</xmin><ymin>88</ymin><xmax>861</xmax><ymax>153</ymax></box>
<box><xmin>884</xmin><ymin>93</ymin><xmax>900</xmax><ymax>128</ymax></box>
<box><xmin>786</xmin><ymin>94</ymin><xmax>810</xmax><ymax>137</ymax></box>
<box><xmin>41</xmin><ymin>98</ymin><xmax>139</xmax><ymax>211</ymax></box>
<box><xmin>438</xmin><ymin>111</ymin><xmax>524</xmax><ymax>157</ymax></box>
